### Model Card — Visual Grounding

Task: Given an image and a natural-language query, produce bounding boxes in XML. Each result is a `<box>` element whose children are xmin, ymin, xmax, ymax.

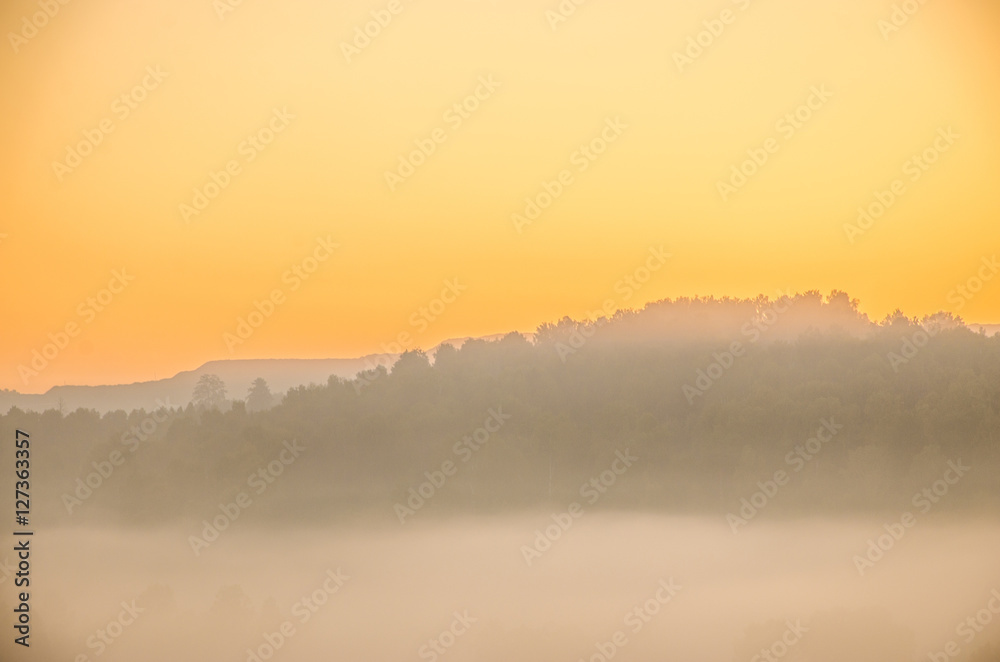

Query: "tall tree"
<box><xmin>246</xmin><ymin>377</ymin><xmax>273</xmax><ymax>412</ymax></box>
<box><xmin>192</xmin><ymin>374</ymin><xmax>227</xmax><ymax>410</ymax></box>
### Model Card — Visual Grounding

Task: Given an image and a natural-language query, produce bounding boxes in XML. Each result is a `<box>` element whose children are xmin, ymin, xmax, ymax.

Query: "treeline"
<box><xmin>4</xmin><ymin>291</ymin><xmax>999</xmax><ymax>526</ymax></box>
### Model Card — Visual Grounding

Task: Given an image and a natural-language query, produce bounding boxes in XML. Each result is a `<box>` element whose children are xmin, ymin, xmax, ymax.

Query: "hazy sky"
<box><xmin>2</xmin><ymin>0</ymin><xmax>998</xmax><ymax>391</ymax></box>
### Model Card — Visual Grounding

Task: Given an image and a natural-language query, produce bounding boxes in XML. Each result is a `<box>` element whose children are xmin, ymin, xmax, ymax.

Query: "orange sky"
<box><xmin>1</xmin><ymin>0</ymin><xmax>999</xmax><ymax>392</ymax></box>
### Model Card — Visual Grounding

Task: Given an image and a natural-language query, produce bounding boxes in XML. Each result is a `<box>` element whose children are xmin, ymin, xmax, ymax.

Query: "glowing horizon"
<box><xmin>2</xmin><ymin>0</ymin><xmax>999</xmax><ymax>393</ymax></box>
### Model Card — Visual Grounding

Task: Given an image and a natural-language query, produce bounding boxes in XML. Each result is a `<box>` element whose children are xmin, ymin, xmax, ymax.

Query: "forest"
<box><xmin>6</xmin><ymin>291</ymin><xmax>999</xmax><ymax>527</ymax></box>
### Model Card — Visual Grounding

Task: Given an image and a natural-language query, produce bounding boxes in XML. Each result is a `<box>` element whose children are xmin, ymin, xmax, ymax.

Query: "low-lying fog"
<box><xmin>6</xmin><ymin>514</ymin><xmax>999</xmax><ymax>662</ymax></box>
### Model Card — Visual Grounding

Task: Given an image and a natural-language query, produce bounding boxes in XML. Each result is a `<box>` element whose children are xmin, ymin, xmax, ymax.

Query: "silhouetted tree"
<box><xmin>246</xmin><ymin>377</ymin><xmax>273</xmax><ymax>412</ymax></box>
<box><xmin>192</xmin><ymin>374</ymin><xmax>227</xmax><ymax>410</ymax></box>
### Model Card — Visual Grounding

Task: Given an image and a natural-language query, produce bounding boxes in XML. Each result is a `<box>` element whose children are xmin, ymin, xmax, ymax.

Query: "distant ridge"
<box><xmin>0</xmin><ymin>334</ymin><xmax>516</xmax><ymax>414</ymax></box>
<box><xmin>1</xmin><ymin>355</ymin><xmax>392</xmax><ymax>414</ymax></box>
<box><xmin>969</xmin><ymin>324</ymin><xmax>1000</xmax><ymax>337</ymax></box>
<box><xmin>3</xmin><ymin>319</ymin><xmax>992</xmax><ymax>415</ymax></box>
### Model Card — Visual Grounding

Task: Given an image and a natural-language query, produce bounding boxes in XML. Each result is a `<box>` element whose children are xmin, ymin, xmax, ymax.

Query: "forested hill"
<box><xmin>5</xmin><ymin>291</ymin><xmax>999</xmax><ymax>526</ymax></box>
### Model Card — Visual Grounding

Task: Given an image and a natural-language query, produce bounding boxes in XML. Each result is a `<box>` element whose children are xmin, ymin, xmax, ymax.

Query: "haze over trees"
<box><xmin>245</xmin><ymin>377</ymin><xmax>275</xmax><ymax>412</ymax></box>
<box><xmin>6</xmin><ymin>291</ymin><xmax>998</xmax><ymax>526</ymax></box>
<box><xmin>192</xmin><ymin>374</ymin><xmax>227</xmax><ymax>411</ymax></box>
<box><xmin>4</xmin><ymin>291</ymin><xmax>1000</xmax><ymax>662</ymax></box>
